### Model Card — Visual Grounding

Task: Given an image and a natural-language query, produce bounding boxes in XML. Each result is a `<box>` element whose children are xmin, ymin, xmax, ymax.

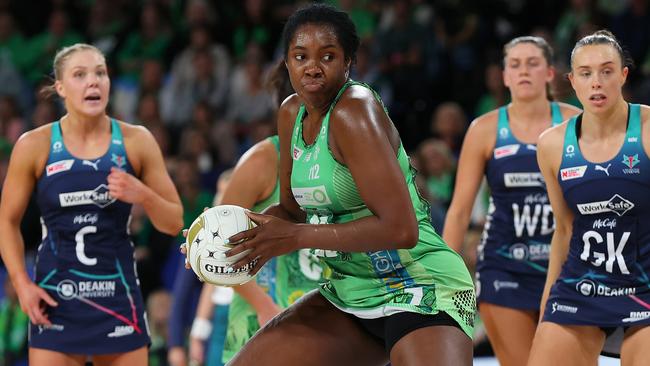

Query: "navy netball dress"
<box><xmin>477</xmin><ymin>102</ymin><xmax>563</xmax><ymax>309</ymax></box>
<box><xmin>544</xmin><ymin>104</ymin><xmax>650</xmax><ymax>354</ymax></box>
<box><xmin>30</xmin><ymin>119</ymin><xmax>149</xmax><ymax>354</ymax></box>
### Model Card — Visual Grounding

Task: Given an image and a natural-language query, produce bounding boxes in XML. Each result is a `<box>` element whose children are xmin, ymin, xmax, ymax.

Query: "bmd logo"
<box><xmin>59</xmin><ymin>184</ymin><xmax>116</xmax><ymax>208</ymax></box>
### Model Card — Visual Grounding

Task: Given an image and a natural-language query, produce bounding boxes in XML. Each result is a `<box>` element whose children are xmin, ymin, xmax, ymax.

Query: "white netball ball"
<box><xmin>185</xmin><ymin>205</ymin><xmax>257</xmax><ymax>286</ymax></box>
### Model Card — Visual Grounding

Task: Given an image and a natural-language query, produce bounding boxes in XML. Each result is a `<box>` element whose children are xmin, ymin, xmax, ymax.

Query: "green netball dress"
<box><xmin>290</xmin><ymin>80</ymin><xmax>476</xmax><ymax>338</ymax></box>
<box><xmin>222</xmin><ymin>136</ymin><xmax>322</xmax><ymax>362</ymax></box>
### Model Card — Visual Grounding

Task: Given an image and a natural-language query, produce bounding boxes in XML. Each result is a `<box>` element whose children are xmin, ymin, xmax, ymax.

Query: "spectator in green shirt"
<box><xmin>116</xmin><ymin>2</ymin><xmax>171</xmax><ymax>83</ymax></box>
<box><xmin>22</xmin><ymin>10</ymin><xmax>83</xmax><ymax>85</ymax></box>
<box><xmin>0</xmin><ymin>277</ymin><xmax>29</xmax><ymax>366</ymax></box>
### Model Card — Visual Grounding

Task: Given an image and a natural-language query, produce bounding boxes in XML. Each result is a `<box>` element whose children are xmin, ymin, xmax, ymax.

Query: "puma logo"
<box><xmin>82</xmin><ymin>159</ymin><xmax>101</xmax><ymax>171</ymax></box>
<box><xmin>595</xmin><ymin>163</ymin><xmax>611</xmax><ymax>176</ymax></box>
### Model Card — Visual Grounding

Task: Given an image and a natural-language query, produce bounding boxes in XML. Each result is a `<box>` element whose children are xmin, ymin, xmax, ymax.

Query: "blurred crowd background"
<box><xmin>1</xmin><ymin>0</ymin><xmax>649</xmax><ymax>364</ymax></box>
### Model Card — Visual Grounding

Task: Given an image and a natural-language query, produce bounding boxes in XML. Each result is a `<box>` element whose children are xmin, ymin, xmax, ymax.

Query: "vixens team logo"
<box><xmin>111</xmin><ymin>154</ymin><xmax>126</xmax><ymax>168</ymax></box>
<box><xmin>621</xmin><ymin>154</ymin><xmax>640</xmax><ymax>174</ymax></box>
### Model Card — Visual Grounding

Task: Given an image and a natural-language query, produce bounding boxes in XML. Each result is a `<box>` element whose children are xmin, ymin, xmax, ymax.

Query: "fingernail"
<box><xmin>225</xmin><ymin>250</ymin><xmax>231</xmax><ymax>257</ymax></box>
<box><xmin>226</xmin><ymin>267</ymin><xmax>234</xmax><ymax>273</ymax></box>
<box><xmin>224</xmin><ymin>238</ymin><xmax>230</xmax><ymax>245</ymax></box>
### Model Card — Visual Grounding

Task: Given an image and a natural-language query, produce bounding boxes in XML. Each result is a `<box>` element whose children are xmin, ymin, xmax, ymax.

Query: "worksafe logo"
<box><xmin>504</xmin><ymin>173</ymin><xmax>544</xmax><ymax>187</ymax></box>
<box><xmin>577</xmin><ymin>194</ymin><xmax>634</xmax><ymax>217</ymax></box>
<box><xmin>59</xmin><ymin>184</ymin><xmax>116</xmax><ymax>208</ymax></box>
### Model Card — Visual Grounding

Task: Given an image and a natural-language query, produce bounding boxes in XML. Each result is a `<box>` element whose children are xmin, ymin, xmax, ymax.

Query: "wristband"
<box><xmin>190</xmin><ymin>317</ymin><xmax>213</xmax><ymax>341</ymax></box>
<box><xmin>212</xmin><ymin>286</ymin><xmax>234</xmax><ymax>305</ymax></box>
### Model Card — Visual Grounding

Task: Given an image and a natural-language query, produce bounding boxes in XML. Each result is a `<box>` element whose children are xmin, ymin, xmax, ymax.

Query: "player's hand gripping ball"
<box><xmin>185</xmin><ymin>205</ymin><xmax>258</xmax><ymax>286</ymax></box>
